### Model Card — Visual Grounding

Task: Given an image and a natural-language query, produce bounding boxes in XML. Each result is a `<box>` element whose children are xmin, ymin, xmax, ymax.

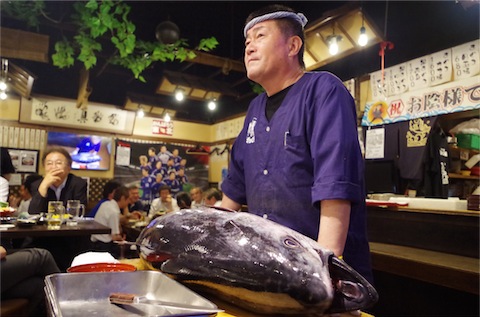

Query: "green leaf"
<box><xmin>85</xmin><ymin>0</ymin><xmax>98</xmax><ymax>10</ymax></box>
<box><xmin>197</xmin><ymin>37</ymin><xmax>219</xmax><ymax>51</ymax></box>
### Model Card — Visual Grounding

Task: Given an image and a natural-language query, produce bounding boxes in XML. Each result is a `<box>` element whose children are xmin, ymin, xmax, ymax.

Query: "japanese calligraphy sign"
<box><xmin>20</xmin><ymin>96</ymin><xmax>135</xmax><ymax>134</ymax></box>
<box><xmin>362</xmin><ymin>75</ymin><xmax>480</xmax><ymax>126</ymax></box>
<box><xmin>152</xmin><ymin>119</ymin><xmax>174</xmax><ymax>136</ymax></box>
<box><xmin>407</xmin><ymin>56</ymin><xmax>431</xmax><ymax>91</ymax></box>
<box><xmin>453</xmin><ymin>39</ymin><xmax>480</xmax><ymax>80</ymax></box>
<box><xmin>430</xmin><ymin>49</ymin><xmax>452</xmax><ymax>86</ymax></box>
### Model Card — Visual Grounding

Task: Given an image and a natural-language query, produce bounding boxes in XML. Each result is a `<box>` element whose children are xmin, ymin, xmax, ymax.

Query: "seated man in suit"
<box><xmin>29</xmin><ymin>147</ymin><xmax>87</xmax><ymax>213</ymax></box>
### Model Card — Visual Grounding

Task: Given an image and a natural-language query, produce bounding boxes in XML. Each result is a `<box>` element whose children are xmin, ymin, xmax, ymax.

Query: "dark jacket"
<box><xmin>28</xmin><ymin>174</ymin><xmax>88</xmax><ymax>213</ymax></box>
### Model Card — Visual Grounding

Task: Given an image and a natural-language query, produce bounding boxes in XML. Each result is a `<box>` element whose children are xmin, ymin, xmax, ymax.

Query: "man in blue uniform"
<box><xmin>221</xmin><ymin>4</ymin><xmax>372</xmax><ymax>283</ymax></box>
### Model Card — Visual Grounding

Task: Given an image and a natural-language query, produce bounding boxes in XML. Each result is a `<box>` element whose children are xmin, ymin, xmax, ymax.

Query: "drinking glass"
<box><xmin>66</xmin><ymin>200</ymin><xmax>85</xmax><ymax>226</ymax></box>
<box><xmin>47</xmin><ymin>201</ymin><xmax>65</xmax><ymax>230</ymax></box>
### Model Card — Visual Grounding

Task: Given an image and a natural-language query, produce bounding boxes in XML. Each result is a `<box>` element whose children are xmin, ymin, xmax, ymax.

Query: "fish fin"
<box><xmin>326</xmin><ymin>256</ymin><xmax>379</xmax><ymax>313</ymax></box>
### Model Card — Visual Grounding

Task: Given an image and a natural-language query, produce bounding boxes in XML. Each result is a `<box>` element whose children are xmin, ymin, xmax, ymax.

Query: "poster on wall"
<box><xmin>7</xmin><ymin>149</ymin><xmax>38</xmax><ymax>173</ymax></box>
<box><xmin>114</xmin><ymin>140</ymin><xmax>210</xmax><ymax>205</ymax></box>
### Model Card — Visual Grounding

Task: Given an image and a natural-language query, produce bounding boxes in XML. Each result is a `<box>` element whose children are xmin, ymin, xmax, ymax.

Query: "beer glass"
<box><xmin>47</xmin><ymin>201</ymin><xmax>65</xmax><ymax>230</ymax></box>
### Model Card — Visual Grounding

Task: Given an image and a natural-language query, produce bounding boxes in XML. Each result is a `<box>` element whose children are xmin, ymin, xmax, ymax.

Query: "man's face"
<box><xmin>44</xmin><ymin>152</ymin><xmax>70</xmax><ymax>183</ymax></box>
<box><xmin>160</xmin><ymin>189</ymin><xmax>170</xmax><ymax>201</ymax></box>
<box><xmin>244</xmin><ymin>20</ymin><xmax>290</xmax><ymax>84</ymax></box>
<box><xmin>118</xmin><ymin>194</ymin><xmax>130</xmax><ymax>209</ymax></box>
<box><xmin>190</xmin><ymin>189</ymin><xmax>202</xmax><ymax>203</ymax></box>
<box><xmin>129</xmin><ymin>189</ymin><xmax>140</xmax><ymax>202</ymax></box>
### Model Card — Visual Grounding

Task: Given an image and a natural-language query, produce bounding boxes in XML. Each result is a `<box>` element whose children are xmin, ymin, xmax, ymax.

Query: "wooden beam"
<box><xmin>0</xmin><ymin>27</ymin><xmax>49</xmax><ymax>63</ymax></box>
<box><xmin>187</xmin><ymin>51</ymin><xmax>245</xmax><ymax>73</ymax></box>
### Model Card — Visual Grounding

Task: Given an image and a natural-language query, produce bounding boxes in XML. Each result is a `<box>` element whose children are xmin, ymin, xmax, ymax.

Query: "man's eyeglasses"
<box><xmin>45</xmin><ymin>160</ymin><xmax>67</xmax><ymax>167</ymax></box>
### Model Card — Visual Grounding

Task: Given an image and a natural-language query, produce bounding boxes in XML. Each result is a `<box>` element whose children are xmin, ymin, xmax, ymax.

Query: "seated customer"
<box><xmin>87</xmin><ymin>180</ymin><xmax>121</xmax><ymax>218</ymax></box>
<box><xmin>29</xmin><ymin>147</ymin><xmax>87</xmax><ymax>213</ymax></box>
<box><xmin>190</xmin><ymin>186</ymin><xmax>204</xmax><ymax>208</ymax></box>
<box><xmin>9</xmin><ymin>174</ymin><xmax>43</xmax><ymax>214</ymax></box>
<box><xmin>91</xmin><ymin>186</ymin><xmax>129</xmax><ymax>258</ymax></box>
<box><xmin>176</xmin><ymin>191</ymin><xmax>192</xmax><ymax>209</ymax></box>
<box><xmin>204</xmin><ymin>188</ymin><xmax>222</xmax><ymax>207</ymax></box>
<box><xmin>0</xmin><ymin>147</ymin><xmax>15</xmax><ymax>203</ymax></box>
<box><xmin>149</xmin><ymin>185</ymin><xmax>179</xmax><ymax>218</ymax></box>
<box><xmin>0</xmin><ymin>246</ymin><xmax>60</xmax><ymax>316</ymax></box>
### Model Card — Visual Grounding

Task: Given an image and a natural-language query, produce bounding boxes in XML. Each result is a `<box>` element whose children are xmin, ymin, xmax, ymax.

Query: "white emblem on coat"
<box><xmin>246</xmin><ymin>117</ymin><xmax>257</xmax><ymax>144</ymax></box>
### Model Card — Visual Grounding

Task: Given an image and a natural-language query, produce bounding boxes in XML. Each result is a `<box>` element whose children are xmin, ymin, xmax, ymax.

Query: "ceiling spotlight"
<box><xmin>0</xmin><ymin>81</ymin><xmax>6</xmax><ymax>91</ymax></box>
<box><xmin>358</xmin><ymin>26</ymin><xmax>368</xmax><ymax>47</ymax></box>
<box><xmin>175</xmin><ymin>89</ymin><xmax>184</xmax><ymax>102</ymax></box>
<box><xmin>0</xmin><ymin>92</ymin><xmax>7</xmax><ymax>100</ymax></box>
<box><xmin>327</xmin><ymin>35</ymin><xmax>341</xmax><ymax>55</ymax></box>
<box><xmin>208</xmin><ymin>99</ymin><xmax>216</xmax><ymax>111</ymax></box>
<box><xmin>164</xmin><ymin>112</ymin><xmax>171</xmax><ymax>122</ymax></box>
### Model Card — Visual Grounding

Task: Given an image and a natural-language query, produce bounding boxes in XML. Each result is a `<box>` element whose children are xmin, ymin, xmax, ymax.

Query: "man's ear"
<box><xmin>288</xmin><ymin>35</ymin><xmax>303</xmax><ymax>57</ymax></box>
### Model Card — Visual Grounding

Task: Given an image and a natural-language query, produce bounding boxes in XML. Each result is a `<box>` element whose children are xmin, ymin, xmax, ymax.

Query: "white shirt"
<box><xmin>149</xmin><ymin>197</ymin><xmax>179</xmax><ymax>218</ymax></box>
<box><xmin>191</xmin><ymin>200</ymin><xmax>204</xmax><ymax>208</ymax></box>
<box><xmin>0</xmin><ymin>176</ymin><xmax>8</xmax><ymax>202</ymax></box>
<box><xmin>17</xmin><ymin>198</ymin><xmax>32</xmax><ymax>213</ymax></box>
<box><xmin>91</xmin><ymin>200</ymin><xmax>120</xmax><ymax>243</ymax></box>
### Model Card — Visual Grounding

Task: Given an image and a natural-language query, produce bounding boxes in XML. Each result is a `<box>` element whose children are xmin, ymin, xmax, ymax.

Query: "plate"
<box><xmin>67</xmin><ymin>262</ymin><xmax>137</xmax><ymax>273</ymax></box>
<box><xmin>16</xmin><ymin>220</ymin><xmax>37</xmax><ymax>227</ymax></box>
<box><xmin>0</xmin><ymin>224</ymin><xmax>15</xmax><ymax>230</ymax></box>
<box><xmin>0</xmin><ymin>217</ymin><xmax>16</xmax><ymax>224</ymax></box>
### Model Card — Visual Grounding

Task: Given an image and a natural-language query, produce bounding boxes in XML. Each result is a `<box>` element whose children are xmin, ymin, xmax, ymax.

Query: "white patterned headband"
<box><xmin>244</xmin><ymin>11</ymin><xmax>308</xmax><ymax>38</ymax></box>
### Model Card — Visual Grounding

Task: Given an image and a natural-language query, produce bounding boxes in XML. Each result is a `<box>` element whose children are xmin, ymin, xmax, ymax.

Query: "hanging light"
<box><xmin>327</xmin><ymin>24</ymin><xmax>341</xmax><ymax>56</ymax></box>
<box><xmin>164</xmin><ymin>112</ymin><xmax>171</xmax><ymax>122</ymax></box>
<box><xmin>327</xmin><ymin>35</ymin><xmax>341</xmax><ymax>55</ymax></box>
<box><xmin>358</xmin><ymin>11</ymin><xmax>368</xmax><ymax>47</ymax></box>
<box><xmin>208</xmin><ymin>99</ymin><xmax>216</xmax><ymax>111</ymax></box>
<box><xmin>174</xmin><ymin>89</ymin><xmax>184</xmax><ymax>102</ymax></box>
<box><xmin>0</xmin><ymin>92</ymin><xmax>6</xmax><ymax>100</ymax></box>
<box><xmin>137</xmin><ymin>105</ymin><xmax>144</xmax><ymax>118</ymax></box>
<box><xmin>0</xmin><ymin>81</ymin><xmax>6</xmax><ymax>91</ymax></box>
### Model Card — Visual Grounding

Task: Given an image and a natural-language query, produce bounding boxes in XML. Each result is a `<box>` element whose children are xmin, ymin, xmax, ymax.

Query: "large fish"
<box><xmin>136</xmin><ymin>207</ymin><xmax>378</xmax><ymax>315</ymax></box>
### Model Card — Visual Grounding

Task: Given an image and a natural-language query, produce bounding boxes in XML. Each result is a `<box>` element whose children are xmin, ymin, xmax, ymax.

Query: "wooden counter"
<box><xmin>370</xmin><ymin>242</ymin><xmax>479</xmax><ymax>294</ymax></box>
<box><xmin>367</xmin><ymin>205</ymin><xmax>480</xmax><ymax>295</ymax></box>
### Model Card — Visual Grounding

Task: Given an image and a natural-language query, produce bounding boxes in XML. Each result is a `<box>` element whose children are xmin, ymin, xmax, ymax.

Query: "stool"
<box><xmin>0</xmin><ymin>298</ymin><xmax>29</xmax><ymax>316</ymax></box>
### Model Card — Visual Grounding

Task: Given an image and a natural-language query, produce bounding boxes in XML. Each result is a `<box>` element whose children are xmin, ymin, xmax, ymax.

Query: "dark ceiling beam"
<box><xmin>186</xmin><ymin>51</ymin><xmax>245</xmax><ymax>74</ymax></box>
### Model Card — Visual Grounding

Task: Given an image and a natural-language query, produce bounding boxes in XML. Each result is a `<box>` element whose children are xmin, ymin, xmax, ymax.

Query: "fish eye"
<box><xmin>283</xmin><ymin>237</ymin><xmax>300</xmax><ymax>248</ymax></box>
<box><xmin>337</xmin><ymin>280</ymin><xmax>365</xmax><ymax>301</ymax></box>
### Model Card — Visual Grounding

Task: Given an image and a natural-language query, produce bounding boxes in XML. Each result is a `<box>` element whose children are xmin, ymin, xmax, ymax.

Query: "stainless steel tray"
<box><xmin>45</xmin><ymin>271</ymin><xmax>221</xmax><ymax>317</ymax></box>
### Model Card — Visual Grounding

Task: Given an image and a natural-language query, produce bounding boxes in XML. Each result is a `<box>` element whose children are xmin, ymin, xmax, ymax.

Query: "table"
<box><xmin>0</xmin><ymin>220</ymin><xmax>111</xmax><ymax>239</ymax></box>
<box><xmin>122</xmin><ymin>222</ymin><xmax>143</xmax><ymax>242</ymax></box>
<box><xmin>1</xmin><ymin>220</ymin><xmax>111</xmax><ymax>271</ymax></box>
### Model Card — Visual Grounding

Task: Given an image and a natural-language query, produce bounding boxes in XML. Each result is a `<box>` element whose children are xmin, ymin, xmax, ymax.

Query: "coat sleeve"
<box><xmin>28</xmin><ymin>178</ymin><xmax>49</xmax><ymax>213</ymax></box>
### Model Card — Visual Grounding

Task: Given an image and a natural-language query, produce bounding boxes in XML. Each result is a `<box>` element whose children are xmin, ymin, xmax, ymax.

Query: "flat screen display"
<box><xmin>46</xmin><ymin>131</ymin><xmax>112</xmax><ymax>170</ymax></box>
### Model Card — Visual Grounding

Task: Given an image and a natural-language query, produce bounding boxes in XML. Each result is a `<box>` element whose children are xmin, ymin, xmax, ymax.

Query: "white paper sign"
<box><xmin>407</xmin><ymin>56</ymin><xmax>431</xmax><ymax>90</ymax></box>
<box><xmin>452</xmin><ymin>39</ymin><xmax>480</xmax><ymax>80</ymax></box>
<box><xmin>115</xmin><ymin>145</ymin><xmax>131</xmax><ymax>166</ymax></box>
<box><xmin>365</xmin><ymin>128</ymin><xmax>385</xmax><ymax>159</ymax></box>
<box><xmin>429</xmin><ymin>48</ymin><xmax>452</xmax><ymax>86</ymax></box>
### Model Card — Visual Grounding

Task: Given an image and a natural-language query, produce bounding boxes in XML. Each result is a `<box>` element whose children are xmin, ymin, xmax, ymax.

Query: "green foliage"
<box><xmin>51</xmin><ymin>41</ymin><xmax>75</xmax><ymax>68</ymax></box>
<box><xmin>1</xmin><ymin>1</ymin><xmax>45</xmax><ymax>28</ymax></box>
<box><xmin>3</xmin><ymin>0</ymin><xmax>218</xmax><ymax>81</ymax></box>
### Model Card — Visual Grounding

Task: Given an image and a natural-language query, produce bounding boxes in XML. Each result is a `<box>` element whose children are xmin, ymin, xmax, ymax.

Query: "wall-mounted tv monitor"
<box><xmin>46</xmin><ymin>131</ymin><xmax>112</xmax><ymax>171</ymax></box>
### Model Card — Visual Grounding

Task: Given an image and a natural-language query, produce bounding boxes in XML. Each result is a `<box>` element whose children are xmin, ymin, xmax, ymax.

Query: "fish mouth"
<box><xmin>327</xmin><ymin>256</ymin><xmax>379</xmax><ymax>313</ymax></box>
